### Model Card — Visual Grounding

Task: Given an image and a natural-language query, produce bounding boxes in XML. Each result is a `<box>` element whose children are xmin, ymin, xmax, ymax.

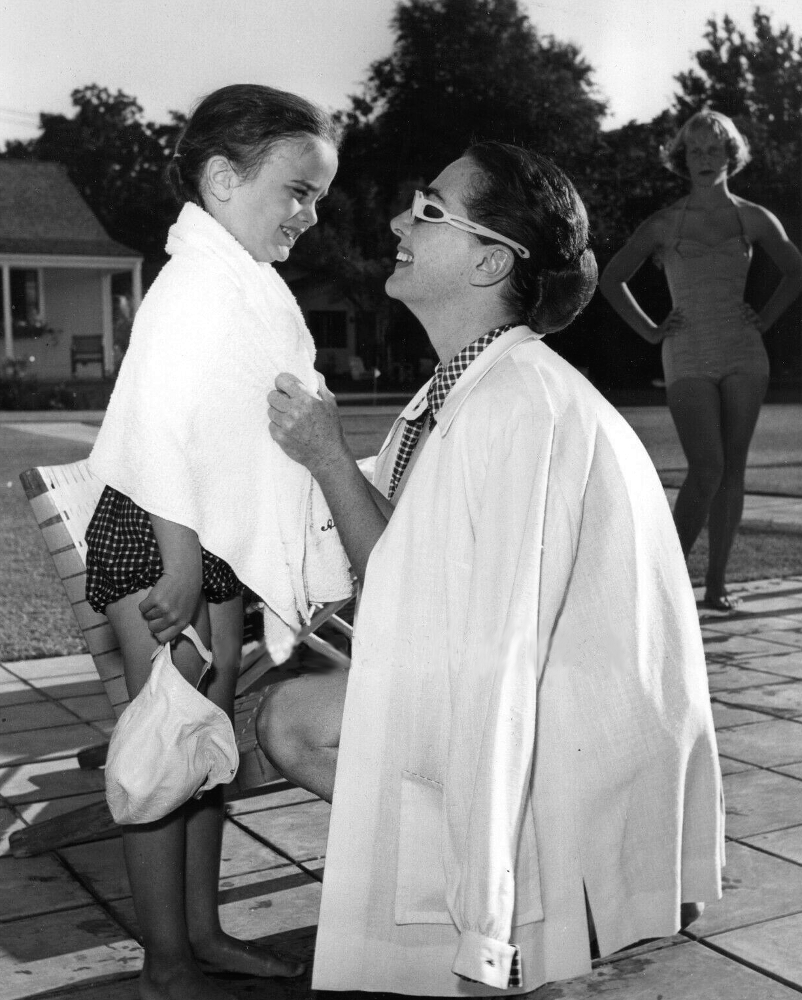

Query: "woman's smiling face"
<box><xmin>385</xmin><ymin>156</ymin><xmax>486</xmax><ymax>309</ymax></box>
<box><xmin>206</xmin><ymin>135</ymin><xmax>338</xmax><ymax>263</ymax></box>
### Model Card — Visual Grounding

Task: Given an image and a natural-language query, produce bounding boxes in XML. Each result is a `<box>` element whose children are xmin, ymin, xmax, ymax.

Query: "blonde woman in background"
<box><xmin>601</xmin><ymin>111</ymin><xmax>802</xmax><ymax>611</ymax></box>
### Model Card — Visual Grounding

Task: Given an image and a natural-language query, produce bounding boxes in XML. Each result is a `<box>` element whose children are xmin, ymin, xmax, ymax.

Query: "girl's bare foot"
<box><xmin>193</xmin><ymin>931</ymin><xmax>305</xmax><ymax>978</ymax></box>
<box><xmin>139</xmin><ymin>958</ymin><xmax>236</xmax><ymax>1000</ymax></box>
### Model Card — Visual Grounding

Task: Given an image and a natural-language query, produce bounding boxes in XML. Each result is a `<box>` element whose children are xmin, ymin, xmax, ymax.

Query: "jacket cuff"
<box><xmin>452</xmin><ymin>930</ymin><xmax>515</xmax><ymax>990</ymax></box>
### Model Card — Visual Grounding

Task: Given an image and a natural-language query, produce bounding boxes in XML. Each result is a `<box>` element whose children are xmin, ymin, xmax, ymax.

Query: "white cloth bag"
<box><xmin>105</xmin><ymin>626</ymin><xmax>239</xmax><ymax>824</ymax></box>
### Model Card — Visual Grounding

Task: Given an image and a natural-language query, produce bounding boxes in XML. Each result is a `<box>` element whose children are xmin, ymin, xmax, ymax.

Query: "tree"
<box><xmin>337</xmin><ymin>0</ymin><xmax>605</xmax><ymax>198</ymax></box>
<box><xmin>3</xmin><ymin>85</ymin><xmax>183</xmax><ymax>262</ymax></box>
<box><xmin>675</xmin><ymin>7</ymin><xmax>802</xmax><ymax>227</ymax></box>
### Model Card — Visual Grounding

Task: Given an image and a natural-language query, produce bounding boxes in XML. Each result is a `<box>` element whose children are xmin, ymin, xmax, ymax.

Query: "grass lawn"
<box><xmin>3</xmin><ymin>416</ymin><xmax>802</xmax><ymax>661</ymax></box>
<box><xmin>1</xmin><ymin>426</ymin><xmax>90</xmax><ymax>661</ymax></box>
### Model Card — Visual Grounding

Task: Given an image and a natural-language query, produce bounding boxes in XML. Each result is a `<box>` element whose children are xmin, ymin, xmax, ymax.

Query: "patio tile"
<box><xmin>0</xmin><ymin>854</ymin><xmax>95</xmax><ymax>920</ymax></box>
<box><xmin>220</xmin><ymin>820</ymin><xmax>300</xmax><ymax>879</ymax></box>
<box><xmin>31</xmin><ymin>676</ymin><xmax>107</xmax><ymax>701</ymax></box>
<box><xmin>0</xmin><ymin>700</ymin><xmax>82</xmax><ymax>735</ymax></box>
<box><xmin>0</xmin><ymin>722</ymin><xmax>106</xmax><ymax>765</ymax></box>
<box><xmin>715</xmin><ymin>718</ymin><xmax>802</xmax><ymax>768</ymax></box>
<box><xmin>739</xmin><ymin>651</ymin><xmax>802</xmax><ymax>680</ymax></box>
<box><xmin>61</xmin><ymin>693</ymin><xmax>116</xmax><ymax>723</ymax></box>
<box><xmin>1</xmin><ymin>792</ymin><xmax>106</xmax><ymax>857</ymax></box>
<box><xmin>2</xmin><ymin>654</ymin><xmax>96</xmax><ymax>680</ymax></box>
<box><xmin>743</xmin><ymin>824</ymin><xmax>802</xmax><ymax>866</ymax></box>
<box><xmin>706</xmin><ymin>665</ymin><xmax>791</xmax><ymax>691</ymax></box>
<box><xmin>59</xmin><ymin>837</ymin><xmax>129</xmax><ymax>902</ymax></box>
<box><xmin>703</xmin><ymin>615</ymin><xmax>802</xmax><ymax>636</ymax></box>
<box><xmin>0</xmin><ymin>809</ymin><xmax>25</xmax><ymax>856</ymax></box>
<box><xmin>710</xmin><ymin>912</ymin><xmax>802</xmax><ymax>985</ymax></box>
<box><xmin>718</xmin><ymin>756</ymin><xmax>754</xmax><ymax>776</ymax></box>
<box><xmin>0</xmin><ymin>675</ymin><xmax>44</xmax><ymax>707</ymax></box>
<box><xmin>544</xmin><ymin>939</ymin><xmax>799</xmax><ymax>998</ymax></box>
<box><xmin>687</xmin><ymin>842</ymin><xmax>802</xmax><ymax>937</ymax></box>
<box><xmin>776</xmin><ymin>761</ymin><xmax>802</xmax><ymax>781</ymax></box>
<box><xmin>757</xmin><ymin>630</ymin><xmax>802</xmax><ymax>649</ymax></box>
<box><xmin>218</xmin><ymin>867</ymin><xmax>322</xmax><ymax>941</ymax></box>
<box><xmin>702</xmin><ymin>633</ymin><xmax>802</xmax><ymax>658</ymax></box>
<box><xmin>0</xmin><ymin>902</ymin><xmax>142</xmax><ymax>1000</ymax></box>
<box><xmin>232</xmin><ymin>797</ymin><xmax>330</xmax><ymax>865</ymax></box>
<box><xmin>226</xmin><ymin>786</ymin><xmax>320</xmax><ymax>816</ymax></box>
<box><xmin>0</xmin><ymin>758</ymin><xmax>106</xmax><ymax>804</ymax></box>
<box><xmin>718</xmin><ymin>681</ymin><xmax>802</xmax><ymax>719</ymax></box>
<box><xmin>723</xmin><ymin>768</ymin><xmax>802</xmax><ymax>837</ymax></box>
<box><xmin>710</xmin><ymin>702</ymin><xmax>768</xmax><ymax>728</ymax></box>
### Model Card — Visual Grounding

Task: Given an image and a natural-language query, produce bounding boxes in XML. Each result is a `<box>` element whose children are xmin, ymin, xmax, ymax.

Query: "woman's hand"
<box><xmin>139</xmin><ymin>570</ymin><xmax>202</xmax><ymax>645</ymax></box>
<box><xmin>268</xmin><ymin>372</ymin><xmax>348</xmax><ymax>477</ymax></box>
<box><xmin>741</xmin><ymin>303</ymin><xmax>767</xmax><ymax>334</ymax></box>
<box><xmin>651</xmin><ymin>308</ymin><xmax>684</xmax><ymax>343</ymax></box>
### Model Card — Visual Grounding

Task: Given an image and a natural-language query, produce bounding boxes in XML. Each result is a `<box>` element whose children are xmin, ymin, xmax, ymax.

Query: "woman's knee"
<box><xmin>685</xmin><ymin>459</ymin><xmax>724</xmax><ymax>499</ymax></box>
<box><xmin>256</xmin><ymin>679</ymin><xmax>310</xmax><ymax>769</ymax></box>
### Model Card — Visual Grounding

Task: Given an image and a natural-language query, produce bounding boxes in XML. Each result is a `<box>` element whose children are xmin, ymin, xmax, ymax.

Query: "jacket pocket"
<box><xmin>394</xmin><ymin>770</ymin><xmax>453</xmax><ymax>925</ymax></box>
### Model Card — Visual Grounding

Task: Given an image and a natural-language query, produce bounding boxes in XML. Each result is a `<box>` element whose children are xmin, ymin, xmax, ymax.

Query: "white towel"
<box><xmin>89</xmin><ymin>203</ymin><xmax>353</xmax><ymax>661</ymax></box>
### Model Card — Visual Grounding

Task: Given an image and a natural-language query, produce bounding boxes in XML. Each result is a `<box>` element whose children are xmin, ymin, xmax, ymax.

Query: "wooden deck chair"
<box><xmin>11</xmin><ymin>461</ymin><xmax>352</xmax><ymax>857</ymax></box>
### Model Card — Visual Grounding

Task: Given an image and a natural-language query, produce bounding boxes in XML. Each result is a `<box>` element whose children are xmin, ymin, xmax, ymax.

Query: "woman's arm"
<box><xmin>268</xmin><ymin>373</ymin><xmax>393</xmax><ymax>585</ymax></box>
<box><xmin>747</xmin><ymin>204</ymin><xmax>802</xmax><ymax>332</ymax></box>
<box><xmin>139</xmin><ymin>516</ymin><xmax>203</xmax><ymax>643</ymax></box>
<box><xmin>599</xmin><ymin>214</ymin><xmax>681</xmax><ymax>344</ymax></box>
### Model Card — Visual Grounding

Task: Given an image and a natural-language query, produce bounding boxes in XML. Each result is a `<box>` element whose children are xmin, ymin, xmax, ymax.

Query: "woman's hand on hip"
<box><xmin>139</xmin><ymin>572</ymin><xmax>202</xmax><ymax>644</ymax></box>
<box><xmin>652</xmin><ymin>308</ymin><xmax>684</xmax><ymax>343</ymax></box>
<box><xmin>268</xmin><ymin>372</ymin><xmax>347</xmax><ymax>476</ymax></box>
<box><xmin>741</xmin><ymin>303</ymin><xmax>767</xmax><ymax>334</ymax></box>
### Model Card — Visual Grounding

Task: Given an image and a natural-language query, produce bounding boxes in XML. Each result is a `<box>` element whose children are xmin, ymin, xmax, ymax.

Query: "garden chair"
<box><xmin>11</xmin><ymin>460</ymin><xmax>352</xmax><ymax>857</ymax></box>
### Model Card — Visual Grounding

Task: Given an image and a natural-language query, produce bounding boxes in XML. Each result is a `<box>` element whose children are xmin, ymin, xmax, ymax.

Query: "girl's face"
<box><xmin>208</xmin><ymin>136</ymin><xmax>338</xmax><ymax>263</ymax></box>
<box><xmin>684</xmin><ymin>127</ymin><xmax>729</xmax><ymax>186</ymax></box>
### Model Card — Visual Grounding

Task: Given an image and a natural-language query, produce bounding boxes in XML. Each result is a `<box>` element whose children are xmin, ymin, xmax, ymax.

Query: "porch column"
<box><xmin>101</xmin><ymin>273</ymin><xmax>114</xmax><ymax>376</ymax></box>
<box><xmin>131</xmin><ymin>261</ymin><xmax>142</xmax><ymax>312</ymax></box>
<box><xmin>2</xmin><ymin>265</ymin><xmax>12</xmax><ymax>361</ymax></box>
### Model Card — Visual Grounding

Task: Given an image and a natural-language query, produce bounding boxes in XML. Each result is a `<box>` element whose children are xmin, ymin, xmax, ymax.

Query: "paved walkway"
<box><xmin>2</xmin><ymin>578</ymin><xmax>802</xmax><ymax>998</ymax></box>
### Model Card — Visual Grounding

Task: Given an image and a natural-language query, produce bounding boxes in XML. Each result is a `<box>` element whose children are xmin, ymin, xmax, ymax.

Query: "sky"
<box><xmin>1</xmin><ymin>0</ymin><xmax>801</xmax><ymax>147</ymax></box>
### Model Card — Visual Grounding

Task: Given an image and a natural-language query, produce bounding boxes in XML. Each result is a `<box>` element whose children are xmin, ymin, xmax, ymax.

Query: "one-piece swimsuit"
<box><xmin>660</xmin><ymin>196</ymin><xmax>769</xmax><ymax>385</ymax></box>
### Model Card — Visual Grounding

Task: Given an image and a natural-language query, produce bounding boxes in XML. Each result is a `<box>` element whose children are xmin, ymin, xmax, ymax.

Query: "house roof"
<box><xmin>0</xmin><ymin>160</ymin><xmax>140</xmax><ymax>258</ymax></box>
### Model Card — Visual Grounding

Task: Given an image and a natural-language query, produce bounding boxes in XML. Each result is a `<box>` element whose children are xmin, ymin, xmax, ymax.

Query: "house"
<box><xmin>278</xmin><ymin>261</ymin><xmax>385</xmax><ymax>379</ymax></box>
<box><xmin>0</xmin><ymin>161</ymin><xmax>142</xmax><ymax>380</ymax></box>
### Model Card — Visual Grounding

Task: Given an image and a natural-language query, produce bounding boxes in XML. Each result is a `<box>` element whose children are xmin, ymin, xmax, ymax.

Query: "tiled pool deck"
<box><xmin>4</xmin><ymin>577</ymin><xmax>802</xmax><ymax>998</ymax></box>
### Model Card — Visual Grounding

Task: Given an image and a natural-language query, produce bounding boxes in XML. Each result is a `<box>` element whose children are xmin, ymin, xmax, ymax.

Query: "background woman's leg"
<box><xmin>705</xmin><ymin>372</ymin><xmax>769</xmax><ymax>599</ymax></box>
<box><xmin>183</xmin><ymin>596</ymin><xmax>303</xmax><ymax>978</ymax></box>
<box><xmin>665</xmin><ymin>378</ymin><xmax>724</xmax><ymax>557</ymax></box>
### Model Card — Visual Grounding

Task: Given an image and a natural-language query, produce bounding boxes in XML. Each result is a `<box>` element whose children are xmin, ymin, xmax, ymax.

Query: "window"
<box><xmin>307</xmin><ymin>310</ymin><xmax>347</xmax><ymax>349</ymax></box>
<box><xmin>1</xmin><ymin>269</ymin><xmax>43</xmax><ymax>335</ymax></box>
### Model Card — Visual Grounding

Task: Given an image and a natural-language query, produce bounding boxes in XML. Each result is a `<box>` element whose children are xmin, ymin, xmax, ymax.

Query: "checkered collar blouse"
<box><xmin>387</xmin><ymin>322</ymin><xmax>519</xmax><ymax>498</ymax></box>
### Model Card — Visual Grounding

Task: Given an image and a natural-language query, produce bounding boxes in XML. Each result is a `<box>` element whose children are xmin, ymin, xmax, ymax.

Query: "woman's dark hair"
<box><xmin>661</xmin><ymin>110</ymin><xmax>751</xmax><ymax>178</ymax></box>
<box><xmin>168</xmin><ymin>84</ymin><xmax>341</xmax><ymax>206</ymax></box>
<box><xmin>463</xmin><ymin>141</ymin><xmax>597</xmax><ymax>334</ymax></box>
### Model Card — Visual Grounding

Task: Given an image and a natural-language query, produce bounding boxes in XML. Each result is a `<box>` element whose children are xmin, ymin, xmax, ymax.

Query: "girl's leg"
<box><xmin>665</xmin><ymin>378</ymin><xmax>725</xmax><ymax>557</ymax></box>
<box><xmin>183</xmin><ymin>595</ymin><xmax>303</xmax><ymax>978</ymax></box>
<box><xmin>105</xmin><ymin>592</ymin><xmax>235</xmax><ymax>1000</ymax></box>
<box><xmin>705</xmin><ymin>372</ymin><xmax>768</xmax><ymax>598</ymax></box>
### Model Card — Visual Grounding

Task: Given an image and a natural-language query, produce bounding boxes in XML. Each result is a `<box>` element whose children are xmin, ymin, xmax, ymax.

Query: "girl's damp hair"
<box><xmin>168</xmin><ymin>83</ymin><xmax>341</xmax><ymax>206</ymax></box>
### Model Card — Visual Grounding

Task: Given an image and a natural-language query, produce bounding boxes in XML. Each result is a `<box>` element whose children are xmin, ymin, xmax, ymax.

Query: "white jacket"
<box><xmin>313</xmin><ymin>327</ymin><xmax>723</xmax><ymax>995</ymax></box>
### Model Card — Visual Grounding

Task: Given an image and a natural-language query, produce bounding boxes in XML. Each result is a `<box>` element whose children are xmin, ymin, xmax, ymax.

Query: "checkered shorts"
<box><xmin>85</xmin><ymin>487</ymin><xmax>244</xmax><ymax>613</ymax></box>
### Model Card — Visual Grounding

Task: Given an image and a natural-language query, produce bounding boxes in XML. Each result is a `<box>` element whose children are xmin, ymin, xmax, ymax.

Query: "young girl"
<box><xmin>85</xmin><ymin>84</ymin><xmax>343</xmax><ymax>1000</ymax></box>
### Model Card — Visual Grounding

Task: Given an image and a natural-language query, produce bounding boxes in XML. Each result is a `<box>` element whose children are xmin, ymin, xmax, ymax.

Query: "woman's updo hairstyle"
<box><xmin>464</xmin><ymin>141</ymin><xmax>597</xmax><ymax>334</ymax></box>
<box><xmin>662</xmin><ymin>110</ymin><xmax>751</xmax><ymax>178</ymax></box>
<box><xmin>168</xmin><ymin>84</ymin><xmax>341</xmax><ymax>206</ymax></box>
